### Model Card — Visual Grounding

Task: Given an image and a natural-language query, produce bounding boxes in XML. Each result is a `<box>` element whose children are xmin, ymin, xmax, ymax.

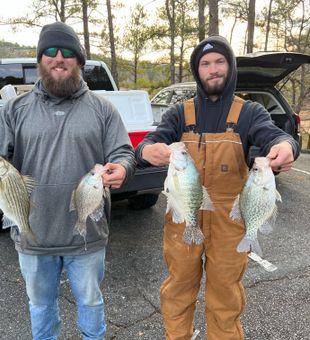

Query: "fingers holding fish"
<box><xmin>266</xmin><ymin>141</ymin><xmax>295</xmax><ymax>172</ymax></box>
<box><xmin>101</xmin><ymin>163</ymin><xmax>126</xmax><ymax>189</ymax></box>
<box><xmin>142</xmin><ymin>143</ymin><xmax>171</xmax><ymax>166</ymax></box>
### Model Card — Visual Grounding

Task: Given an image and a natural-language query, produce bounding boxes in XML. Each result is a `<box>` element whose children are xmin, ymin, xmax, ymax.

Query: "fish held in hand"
<box><xmin>70</xmin><ymin>164</ymin><xmax>107</xmax><ymax>246</ymax></box>
<box><xmin>230</xmin><ymin>157</ymin><xmax>282</xmax><ymax>256</ymax></box>
<box><xmin>0</xmin><ymin>156</ymin><xmax>36</xmax><ymax>244</ymax></box>
<box><xmin>163</xmin><ymin>142</ymin><xmax>214</xmax><ymax>245</ymax></box>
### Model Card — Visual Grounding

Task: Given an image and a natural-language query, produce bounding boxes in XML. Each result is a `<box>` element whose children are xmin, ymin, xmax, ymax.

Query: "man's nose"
<box><xmin>208</xmin><ymin>63</ymin><xmax>218</xmax><ymax>73</ymax></box>
<box><xmin>54</xmin><ymin>50</ymin><xmax>64</xmax><ymax>60</ymax></box>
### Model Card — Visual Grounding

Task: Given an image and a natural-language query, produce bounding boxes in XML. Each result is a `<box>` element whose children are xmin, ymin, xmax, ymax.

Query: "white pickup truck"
<box><xmin>0</xmin><ymin>58</ymin><xmax>167</xmax><ymax>212</ymax></box>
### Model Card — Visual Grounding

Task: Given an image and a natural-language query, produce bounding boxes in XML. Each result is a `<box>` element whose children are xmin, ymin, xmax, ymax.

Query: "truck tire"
<box><xmin>128</xmin><ymin>194</ymin><xmax>159</xmax><ymax>210</ymax></box>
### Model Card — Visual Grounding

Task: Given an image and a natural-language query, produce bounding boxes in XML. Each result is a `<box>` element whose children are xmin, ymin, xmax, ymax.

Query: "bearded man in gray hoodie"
<box><xmin>0</xmin><ymin>22</ymin><xmax>135</xmax><ymax>339</ymax></box>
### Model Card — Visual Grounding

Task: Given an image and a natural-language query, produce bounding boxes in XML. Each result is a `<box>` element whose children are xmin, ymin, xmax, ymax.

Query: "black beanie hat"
<box><xmin>37</xmin><ymin>22</ymin><xmax>86</xmax><ymax>66</ymax></box>
<box><xmin>194</xmin><ymin>40</ymin><xmax>230</xmax><ymax>70</ymax></box>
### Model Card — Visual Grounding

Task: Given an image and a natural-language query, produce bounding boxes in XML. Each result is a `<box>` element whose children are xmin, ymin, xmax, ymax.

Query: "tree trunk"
<box><xmin>264</xmin><ymin>0</ymin><xmax>273</xmax><ymax>51</ymax></box>
<box><xmin>166</xmin><ymin>0</ymin><xmax>176</xmax><ymax>84</ymax></box>
<box><xmin>247</xmin><ymin>0</ymin><xmax>256</xmax><ymax>53</ymax></box>
<box><xmin>209</xmin><ymin>0</ymin><xmax>219</xmax><ymax>35</ymax></box>
<box><xmin>106</xmin><ymin>0</ymin><xmax>119</xmax><ymax>88</ymax></box>
<box><xmin>198</xmin><ymin>0</ymin><xmax>206</xmax><ymax>41</ymax></box>
<box><xmin>82</xmin><ymin>0</ymin><xmax>91</xmax><ymax>59</ymax></box>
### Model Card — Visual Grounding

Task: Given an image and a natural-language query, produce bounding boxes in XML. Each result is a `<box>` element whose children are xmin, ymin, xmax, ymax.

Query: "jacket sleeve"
<box><xmin>243</xmin><ymin>101</ymin><xmax>300</xmax><ymax>160</ymax></box>
<box><xmin>0</xmin><ymin>101</ymin><xmax>15</xmax><ymax>160</ymax></box>
<box><xmin>135</xmin><ymin>103</ymin><xmax>184</xmax><ymax>166</ymax></box>
<box><xmin>98</xmin><ymin>99</ymin><xmax>136</xmax><ymax>184</ymax></box>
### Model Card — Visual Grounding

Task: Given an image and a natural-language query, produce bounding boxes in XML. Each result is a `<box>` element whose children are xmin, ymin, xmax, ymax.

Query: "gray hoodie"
<box><xmin>0</xmin><ymin>79</ymin><xmax>135</xmax><ymax>255</ymax></box>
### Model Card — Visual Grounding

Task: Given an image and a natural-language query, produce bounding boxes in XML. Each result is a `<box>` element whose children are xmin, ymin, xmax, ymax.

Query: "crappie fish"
<box><xmin>70</xmin><ymin>164</ymin><xmax>107</xmax><ymax>247</ymax></box>
<box><xmin>163</xmin><ymin>142</ymin><xmax>214</xmax><ymax>245</ymax></box>
<box><xmin>0</xmin><ymin>156</ymin><xmax>36</xmax><ymax>244</ymax></box>
<box><xmin>230</xmin><ymin>157</ymin><xmax>282</xmax><ymax>256</ymax></box>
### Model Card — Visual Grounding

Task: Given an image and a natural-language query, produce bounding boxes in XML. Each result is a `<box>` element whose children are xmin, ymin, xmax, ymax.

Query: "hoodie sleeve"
<box><xmin>135</xmin><ymin>103</ymin><xmax>185</xmax><ymax>166</ymax></box>
<box><xmin>239</xmin><ymin>101</ymin><xmax>300</xmax><ymax>160</ymax></box>
<box><xmin>0</xmin><ymin>101</ymin><xmax>15</xmax><ymax>160</ymax></box>
<box><xmin>98</xmin><ymin>99</ymin><xmax>136</xmax><ymax>184</ymax></box>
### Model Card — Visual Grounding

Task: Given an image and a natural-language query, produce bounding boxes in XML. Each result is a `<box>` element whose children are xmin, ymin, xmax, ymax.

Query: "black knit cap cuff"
<box><xmin>195</xmin><ymin>41</ymin><xmax>230</xmax><ymax>69</ymax></box>
<box><xmin>37</xmin><ymin>22</ymin><xmax>86</xmax><ymax>66</ymax></box>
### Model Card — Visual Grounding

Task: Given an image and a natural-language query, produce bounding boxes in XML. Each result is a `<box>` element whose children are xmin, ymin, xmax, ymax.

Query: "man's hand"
<box><xmin>101</xmin><ymin>163</ymin><xmax>126</xmax><ymax>189</ymax></box>
<box><xmin>142</xmin><ymin>143</ymin><xmax>171</xmax><ymax>166</ymax></box>
<box><xmin>266</xmin><ymin>141</ymin><xmax>294</xmax><ymax>172</ymax></box>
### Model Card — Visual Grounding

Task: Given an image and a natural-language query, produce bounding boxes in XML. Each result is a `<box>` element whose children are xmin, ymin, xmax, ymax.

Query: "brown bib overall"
<box><xmin>160</xmin><ymin>97</ymin><xmax>249</xmax><ymax>340</ymax></box>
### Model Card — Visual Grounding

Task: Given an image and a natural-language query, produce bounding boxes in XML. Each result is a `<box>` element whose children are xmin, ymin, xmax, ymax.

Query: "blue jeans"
<box><xmin>18</xmin><ymin>249</ymin><xmax>106</xmax><ymax>340</ymax></box>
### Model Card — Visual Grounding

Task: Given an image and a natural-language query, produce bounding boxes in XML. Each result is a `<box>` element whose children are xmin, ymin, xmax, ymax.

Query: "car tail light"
<box><xmin>128</xmin><ymin>131</ymin><xmax>150</xmax><ymax>149</ymax></box>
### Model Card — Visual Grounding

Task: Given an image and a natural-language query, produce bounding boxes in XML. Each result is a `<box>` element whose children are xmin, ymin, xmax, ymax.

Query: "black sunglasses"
<box><xmin>43</xmin><ymin>47</ymin><xmax>76</xmax><ymax>58</ymax></box>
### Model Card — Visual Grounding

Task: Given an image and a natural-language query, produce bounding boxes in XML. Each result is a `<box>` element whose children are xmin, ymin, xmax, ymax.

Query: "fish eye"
<box><xmin>181</xmin><ymin>151</ymin><xmax>187</xmax><ymax>155</ymax></box>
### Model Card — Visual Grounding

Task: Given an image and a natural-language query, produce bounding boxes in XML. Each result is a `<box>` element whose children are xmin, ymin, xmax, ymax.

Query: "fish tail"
<box><xmin>182</xmin><ymin>225</ymin><xmax>204</xmax><ymax>245</ymax></box>
<box><xmin>74</xmin><ymin>221</ymin><xmax>87</xmax><ymax>237</ymax></box>
<box><xmin>73</xmin><ymin>222</ymin><xmax>88</xmax><ymax>251</ymax></box>
<box><xmin>237</xmin><ymin>236</ymin><xmax>263</xmax><ymax>257</ymax></box>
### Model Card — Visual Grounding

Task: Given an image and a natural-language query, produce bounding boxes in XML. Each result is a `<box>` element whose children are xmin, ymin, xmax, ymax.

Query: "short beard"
<box><xmin>39</xmin><ymin>63</ymin><xmax>81</xmax><ymax>98</ymax></box>
<box><xmin>203</xmin><ymin>82</ymin><xmax>225</xmax><ymax>96</ymax></box>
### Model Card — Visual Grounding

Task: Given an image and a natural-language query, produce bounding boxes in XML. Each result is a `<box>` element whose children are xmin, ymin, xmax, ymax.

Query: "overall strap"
<box><xmin>183</xmin><ymin>98</ymin><xmax>196</xmax><ymax>127</ymax></box>
<box><xmin>184</xmin><ymin>95</ymin><xmax>245</xmax><ymax>131</ymax></box>
<box><xmin>226</xmin><ymin>96</ymin><xmax>245</xmax><ymax>126</ymax></box>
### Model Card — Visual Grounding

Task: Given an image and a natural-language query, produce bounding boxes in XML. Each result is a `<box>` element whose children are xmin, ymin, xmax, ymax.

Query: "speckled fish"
<box><xmin>0</xmin><ymin>156</ymin><xmax>36</xmax><ymax>244</ymax></box>
<box><xmin>163</xmin><ymin>142</ymin><xmax>214</xmax><ymax>245</ymax></box>
<box><xmin>230</xmin><ymin>157</ymin><xmax>282</xmax><ymax>256</ymax></box>
<box><xmin>70</xmin><ymin>164</ymin><xmax>107</xmax><ymax>246</ymax></box>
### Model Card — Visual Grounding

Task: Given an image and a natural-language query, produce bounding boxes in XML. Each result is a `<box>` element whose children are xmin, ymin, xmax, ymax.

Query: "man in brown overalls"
<box><xmin>135</xmin><ymin>35</ymin><xmax>299</xmax><ymax>339</ymax></box>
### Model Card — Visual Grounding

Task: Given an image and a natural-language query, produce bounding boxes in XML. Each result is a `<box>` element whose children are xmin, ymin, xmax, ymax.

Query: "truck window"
<box><xmin>24</xmin><ymin>67</ymin><xmax>38</xmax><ymax>84</ymax></box>
<box><xmin>83</xmin><ymin>65</ymin><xmax>114</xmax><ymax>91</ymax></box>
<box><xmin>0</xmin><ymin>64</ymin><xmax>37</xmax><ymax>89</ymax></box>
<box><xmin>0</xmin><ymin>64</ymin><xmax>23</xmax><ymax>88</ymax></box>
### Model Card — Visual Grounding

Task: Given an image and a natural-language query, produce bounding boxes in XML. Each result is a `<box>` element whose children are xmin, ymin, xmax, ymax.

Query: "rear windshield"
<box><xmin>0</xmin><ymin>62</ymin><xmax>114</xmax><ymax>98</ymax></box>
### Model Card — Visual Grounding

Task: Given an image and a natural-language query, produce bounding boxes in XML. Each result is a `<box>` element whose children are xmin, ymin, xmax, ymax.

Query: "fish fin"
<box><xmin>259</xmin><ymin>222</ymin><xmax>273</xmax><ymax>235</ymax></box>
<box><xmin>2</xmin><ymin>215</ymin><xmax>15</xmax><ymax>229</ymax></box>
<box><xmin>73</xmin><ymin>222</ymin><xmax>87</xmax><ymax>251</ymax></box>
<box><xmin>74</xmin><ymin>221</ymin><xmax>87</xmax><ymax>237</ymax></box>
<box><xmin>229</xmin><ymin>195</ymin><xmax>242</xmax><ymax>222</ymax></box>
<box><xmin>163</xmin><ymin>192</ymin><xmax>184</xmax><ymax>223</ymax></box>
<box><xmin>182</xmin><ymin>225</ymin><xmax>204</xmax><ymax>245</ymax></box>
<box><xmin>200</xmin><ymin>186</ymin><xmax>215</xmax><ymax>211</ymax></box>
<box><xmin>259</xmin><ymin>205</ymin><xmax>278</xmax><ymax>235</ymax></box>
<box><xmin>69</xmin><ymin>190</ymin><xmax>77</xmax><ymax>212</ymax></box>
<box><xmin>89</xmin><ymin>200</ymin><xmax>104</xmax><ymax>222</ymax></box>
<box><xmin>237</xmin><ymin>236</ymin><xmax>263</xmax><ymax>257</ymax></box>
<box><xmin>276</xmin><ymin>190</ymin><xmax>282</xmax><ymax>202</ymax></box>
<box><xmin>22</xmin><ymin>176</ymin><xmax>36</xmax><ymax>196</ymax></box>
<box><xmin>167</xmin><ymin>199</ymin><xmax>184</xmax><ymax>223</ymax></box>
<box><xmin>171</xmin><ymin>209</ymin><xmax>184</xmax><ymax>224</ymax></box>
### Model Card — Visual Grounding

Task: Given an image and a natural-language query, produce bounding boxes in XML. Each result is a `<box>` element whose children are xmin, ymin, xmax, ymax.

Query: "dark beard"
<box><xmin>39</xmin><ymin>63</ymin><xmax>81</xmax><ymax>98</ymax></box>
<box><xmin>203</xmin><ymin>81</ymin><xmax>226</xmax><ymax>96</ymax></box>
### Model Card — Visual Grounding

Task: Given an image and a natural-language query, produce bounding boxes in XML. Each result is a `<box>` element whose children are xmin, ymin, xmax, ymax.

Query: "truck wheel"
<box><xmin>128</xmin><ymin>194</ymin><xmax>159</xmax><ymax>210</ymax></box>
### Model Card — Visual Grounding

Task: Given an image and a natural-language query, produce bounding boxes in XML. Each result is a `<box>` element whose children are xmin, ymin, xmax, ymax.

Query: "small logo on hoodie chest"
<box><xmin>54</xmin><ymin>110</ymin><xmax>66</xmax><ymax>116</ymax></box>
